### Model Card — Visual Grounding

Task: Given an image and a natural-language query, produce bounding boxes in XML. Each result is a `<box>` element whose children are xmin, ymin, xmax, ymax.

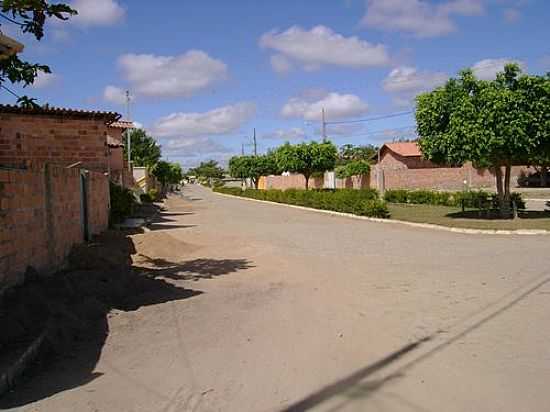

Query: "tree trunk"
<box><xmin>541</xmin><ymin>165</ymin><xmax>549</xmax><ymax>187</ymax></box>
<box><xmin>504</xmin><ymin>164</ymin><xmax>513</xmax><ymax>218</ymax></box>
<box><xmin>304</xmin><ymin>174</ymin><xmax>310</xmax><ymax>190</ymax></box>
<box><xmin>495</xmin><ymin>166</ymin><xmax>505</xmax><ymax>215</ymax></box>
<box><xmin>253</xmin><ymin>177</ymin><xmax>259</xmax><ymax>189</ymax></box>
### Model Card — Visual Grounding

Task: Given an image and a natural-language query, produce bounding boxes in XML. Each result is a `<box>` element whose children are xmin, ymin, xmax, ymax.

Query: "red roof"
<box><xmin>0</xmin><ymin>104</ymin><xmax>120</xmax><ymax>123</ymax></box>
<box><xmin>110</xmin><ymin>120</ymin><xmax>135</xmax><ymax>129</ymax></box>
<box><xmin>382</xmin><ymin>142</ymin><xmax>422</xmax><ymax>157</ymax></box>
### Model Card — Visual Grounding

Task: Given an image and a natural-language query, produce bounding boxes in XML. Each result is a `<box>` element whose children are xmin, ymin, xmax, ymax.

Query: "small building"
<box><xmin>107</xmin><ymin>120</ymin><xmax>135</xmax><ymax>188</ymax></box>
<box><xmin>373</xmin><ymin>141</ymin><xmax>530</xmax><ymax>191</ymax></box>
<box><xmin>0</xmin><ymin>104</ymin><xmax>122</xmax><ymax>291</ymax></box>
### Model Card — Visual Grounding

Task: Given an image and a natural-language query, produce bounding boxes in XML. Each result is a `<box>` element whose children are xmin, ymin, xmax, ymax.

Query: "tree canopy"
<box><xmin>338</xmin><ymin>144</ymin><xmax>377</xmax><ymax>165</ymax></box>
<box><xmin>335</xmin><ymin>160</ymin><xmax>371</xmax><ymax>179</ymax></box>
<box><xmin>151</xmin><ymin>160</ymin><xmax>183</xmax><ymax>186</ymax></box>
<box><xmin>274</xmin><ymin>141</ymin><xmax>338</xmax><ymax>189</ymax></box>
<box><xmin>416</xmin><ymin>64</ymin><xmax>550</xmax><ymax>214</ymax></box>
<box><xmin>0</xmin><ymin>1</ymin><xmax>76</xmax><ymax>107</ymax></box>
<box><xmin>123</xmin><ymin>129</ymin><xmax>161</xmax><ymax>168</ymax></box>
<box><xmin>187</xmin><ymin>160</ymin><xmax>225</xmax><ymax>180</ymax></box>
<box><xmin>228</xmin><ymin>154</ymin><xmax>279</xmax><ymax>188</ymax></box>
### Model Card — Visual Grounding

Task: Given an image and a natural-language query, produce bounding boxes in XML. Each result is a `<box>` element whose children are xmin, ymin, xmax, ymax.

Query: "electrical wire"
<box><xmin>325</xmin><ymin>111</ymin><xmax>414</xmax><ymax>125</ymax></box>
<box><xmin>0</xmin><ymin>83</ymin><xmax>21</xmax><ymax>99</ymax></box>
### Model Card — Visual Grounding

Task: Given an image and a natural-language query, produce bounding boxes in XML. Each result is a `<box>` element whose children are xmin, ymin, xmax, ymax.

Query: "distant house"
<box><xmin>377</xmin><ymin>142</ymin><xmax>442</xmax><ymax>170</ymax></box>
<box><xmin>107</xmin><ymin>120</ymin><xmax>135</xmax><ymax>188</ymax></box>
<box><xmin>372</xmin><ymin>141</ymin><xmax>530</xmax><ymax>191</ymax></box>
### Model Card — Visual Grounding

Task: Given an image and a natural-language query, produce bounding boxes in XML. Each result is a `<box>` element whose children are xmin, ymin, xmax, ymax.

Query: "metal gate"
<box><xmin>80</xmin><ymin>170</ymin><xmax>89</xmax><ymax>241</ymax></box>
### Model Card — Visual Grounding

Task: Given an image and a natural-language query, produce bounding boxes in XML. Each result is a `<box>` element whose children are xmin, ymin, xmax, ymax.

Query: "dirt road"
<box><xmin>4</xmin><ymin>185</ymin><xmax>550</xmax><ymax>411</ymax></box>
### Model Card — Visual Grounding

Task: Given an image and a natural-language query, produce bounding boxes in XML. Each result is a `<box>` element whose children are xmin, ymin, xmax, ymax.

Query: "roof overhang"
<box><xmin>0</xmin><ymin>33</ymin><xmax>24</xmax><ymax>59</ymax></box>
<box><xmin>0</xmin><ymin>104</ymin><xmax>121</xmax><ymax>124</ymax></box>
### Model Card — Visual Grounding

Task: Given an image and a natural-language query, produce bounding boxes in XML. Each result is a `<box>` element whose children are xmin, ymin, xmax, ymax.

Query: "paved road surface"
<box><xmin>4</xmin><ymin>185</ymin><xmax>550</xmax><ymax>411</ymax></box>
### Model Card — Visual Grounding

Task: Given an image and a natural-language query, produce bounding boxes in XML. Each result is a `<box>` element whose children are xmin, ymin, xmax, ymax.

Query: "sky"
<box><xmin>1</xmin><ymin>0</ymin><xmax>549</xmax><ymax>168</ymax></box>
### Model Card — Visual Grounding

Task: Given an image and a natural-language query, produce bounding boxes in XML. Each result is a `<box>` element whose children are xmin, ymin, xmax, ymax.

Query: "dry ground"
<box><xmin>3</xmin><ymin>185</ymin><xmax>550</xmax><ymax>412</ymax></box>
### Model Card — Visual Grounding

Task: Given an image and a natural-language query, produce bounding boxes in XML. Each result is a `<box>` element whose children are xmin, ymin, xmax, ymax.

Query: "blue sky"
<box><xmin>1</xmin><ymin>0</ymin><xmax>549</xmax><ymax>168</ymax></box>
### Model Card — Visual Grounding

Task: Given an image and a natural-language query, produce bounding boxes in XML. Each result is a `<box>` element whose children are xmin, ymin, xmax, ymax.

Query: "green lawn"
<box><xmin>387</xmin><ymin>203</ymin><xmax>550</xmax><ymax>231</ymax></box>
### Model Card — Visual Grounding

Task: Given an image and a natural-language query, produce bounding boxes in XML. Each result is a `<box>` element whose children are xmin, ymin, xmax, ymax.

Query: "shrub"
<box><xmin>140</xmin><ymin>193</ymin><xmax>154</xmax><ymax>203</ymax></box>
<box><xmin>213</xmin><ymin>186</ymin><xmax>389</xmax><ymax>218</ymax></box>
<box><xmin>110</xmin><ymin>183</ymin><xmax>136</xmax><ymax>224</ymax></box>
<box><xmin>384</xmin><ymin>190</ymin><xmax>409</xmax><ymax>203</ymax></box>
<box><xmin>383</xmin><ymin>188</ymin><xmax>524</xmax><ymax>210</ymax></box>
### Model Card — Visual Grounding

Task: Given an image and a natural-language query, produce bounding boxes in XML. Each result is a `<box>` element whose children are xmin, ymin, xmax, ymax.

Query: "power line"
<box><xmin>325</xmin><ymin>110</ymin><xmax>413</xmax><ymax>125</ymax></box>
<box><xmin>0</xmin><ymin>83</ymin><xmax>21</xmax><ymax>99</ymax></box>
<box><xmin>0</xmin><ymin>12</ymin><xmax>23</xmax><ymax>26</ymax></box>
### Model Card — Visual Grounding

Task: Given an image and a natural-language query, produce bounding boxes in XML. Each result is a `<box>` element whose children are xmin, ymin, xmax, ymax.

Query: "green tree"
<box><xmin>335</xmin><ymin>160</ymin><xmax>371</xmax><ymax>179</ymax></box>
<box><xmin>123</xmin><ymin>129</ymin><xmax>161</xmax><ymax>168</ymax></box>
<box><xmin>0</xmin><ymin>1</ymin><xmax>76</xmax><ymax>107</ymax></box>
<box><xmin>188</xmin><ymin>160</ymin><xmax>225</xmax><ymax>180</ymax></box>
<box><xmin>417</xmin><ymin>64</ymin><xmax>550</xmax><ymax>215</ymax></box>
<box><xmin>338</xmin><ymin>144</ymin><xmax>377</xmax><ymax>165</ymax></box>
<box><xmin>274</xmin><ymin>141</ymin><xmax>337</xmax><ymax>190</ymax></box>
<box><xmin>151</xmin><ymin>161</ymin><xmax>182</xmax><ymax>188</ymax></box>
<box><xmin>228</xmin><ymin>153</ymin><xmax>278</xmax><ymax>189</ymax></box>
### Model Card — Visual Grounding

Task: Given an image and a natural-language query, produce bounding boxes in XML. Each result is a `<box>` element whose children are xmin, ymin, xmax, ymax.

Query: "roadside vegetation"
<box><xmin>417</xmin><ymin>64</ymin><xmax>550</xmax><ymax>216</ymax></box>
<box><xmin>214</xmin><ymin>187</ymin><xmax>389</xmax><ymax>218</ymax></box>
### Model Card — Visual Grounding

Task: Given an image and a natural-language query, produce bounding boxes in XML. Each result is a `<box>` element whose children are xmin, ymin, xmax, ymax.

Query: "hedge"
<box><xmin>384</xmin><ymin>189</ymin><xmax>525</xmax><ymax>209</ymax></box>
<box><xmin>214</xmin><ymin>187</ymin><xmax>390</xmax><ymax>218</ymax></box>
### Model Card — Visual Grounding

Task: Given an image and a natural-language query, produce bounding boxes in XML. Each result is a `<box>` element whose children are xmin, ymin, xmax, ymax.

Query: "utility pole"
<box><xmin>241</xmin><ymin>143</ymin><xmax>245</xmax><ymax>155</ymax></box>
<box><xmin>126</xmin><ymin>90</ymin><xmax>132</xmax><ymax>172</ymax></box>
<box><xmin>253</xmin><ymin>128</ymin><xmax>257</xmax><ymax>156</ymax></box>
<box><xmin>321</xmin><ymin>108</ymin><xmax>327</xmax><ymax>139</ymax></box>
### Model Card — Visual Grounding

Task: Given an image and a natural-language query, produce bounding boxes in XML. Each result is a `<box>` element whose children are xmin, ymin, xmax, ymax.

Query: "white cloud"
<box><xmin>70</xmin><ymin>0</ymin><xmax>125</xmax><ymax>26</ymax></box>
<box><xmin>281</xmin><ymin>92</ymin><xmax>369</xmax><ymax>122</ymax></box>
<box><xmin>471</xmin><ymin>58</ymin><xmax>525</xmax><ymax>80</ymax></box>
<box><xmin>152</xmin><ymin>102</ymin><xmax>256</xmax><ymax>138</ymax></box>
<box><xmin>163</xmin><ymin>137</ymin><xmax>232</xmax><ymax>158</ymax></box>
<box><xmin>116</xmin><ymin>50</ymin><xmax>228</xmax><ymax>99</ymax></box>
<box><xmin>103</xmin><ymin>85</ymin><xmax>128</xmax><ymax>105</ymax></box>
<box><xmin>260</xmin><ymin>25</ymin><xmax>390</xmax><ymax>71</ymax></box>
<box><xmin>270</xmin><ymin>54</ymin><xmax>293</xmax><ymax>74</ymax></box>
<box><xmin>261</xmin><ymin>127</ymin><xmax>306</xmax><ymax>140</ymax></box>
<box><xmin>361</xmin><ymin>0</ymin><xmax>484</xmax><ymax>38</ymax></box>
<box><xmin>383</xmin><ymin>66</ymin><xmax>448</xmax><ymax>93</ymax></box>
<box><xmin>31</xmin><ymin>72</ymin><xmax>57</xmax><ymax>89</ymax></box>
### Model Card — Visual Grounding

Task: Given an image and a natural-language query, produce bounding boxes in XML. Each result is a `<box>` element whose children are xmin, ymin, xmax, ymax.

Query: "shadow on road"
<box><xmin>0</xmin><ymin>232</ymin><xmax>203</xmax><ymax>409</ymax></box>
<box><xmin>136</xmin><ymin>256</ymin><xmax>255</xmax><ymax>281</ymax></box>
<box><xmin>282</xmin><ymin>274</ymin><xmax>550</xmax><ymax>411</ymax></box>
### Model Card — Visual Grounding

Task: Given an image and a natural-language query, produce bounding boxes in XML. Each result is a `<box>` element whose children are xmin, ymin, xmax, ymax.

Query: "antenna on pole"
<box><xmin>253</xmin><ymin>128</ymin><xmax>257</xmax><ymax>156</ymax></box>
<box><xmin>126</xmin><ymin>90</ymin><xmax>132</xmax><ymax>172</ymax></box>
<box><xmin>321</xmin><ymin>108</ymin><xmax>327</xmax><ymax>139</ymax></box>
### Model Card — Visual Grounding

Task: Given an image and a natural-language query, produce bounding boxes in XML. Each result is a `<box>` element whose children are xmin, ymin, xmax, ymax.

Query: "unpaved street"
<box><xmin>4</xmin><ymin>185</ymin><xmax>550</xmax><ymax>412</ymax></box>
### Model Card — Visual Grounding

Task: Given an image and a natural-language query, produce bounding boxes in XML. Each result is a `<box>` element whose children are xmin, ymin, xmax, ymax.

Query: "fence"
<box><xmin>0</xmin><ymin>163</ymin><xmax>109</xmax><ymax>293</ymax></box>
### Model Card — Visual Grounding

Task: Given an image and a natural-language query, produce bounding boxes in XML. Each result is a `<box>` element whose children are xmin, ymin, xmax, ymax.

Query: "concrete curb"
<box><xmin>0</xmin><ymin>322</ymin><xmax>50</xmax><ymax>397</ymax></box>
<box><xmin>213</xmin><ymin>192</ymin><xmax>550</xmax><ymax>236</ymax></box>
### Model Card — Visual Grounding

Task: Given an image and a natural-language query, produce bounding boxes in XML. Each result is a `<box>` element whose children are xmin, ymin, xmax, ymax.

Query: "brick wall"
<box><xmin>372</xmin><ymin>163</ymin><xmax>533</xmax><ymax>191</ymax></box>
<box><xmin>265</xmin><ymin>174</ymin><xmax>324</xmax><ymax>190</ymax></box>
<box><xmin>0</xmin><ymin>164</ymin><xmax>109</xmax><ymax>292</ymax></box>
<box><xmin>0</xmin><ymin>113</ymin><xmax>110</xmax><ymax>171</ymax></box>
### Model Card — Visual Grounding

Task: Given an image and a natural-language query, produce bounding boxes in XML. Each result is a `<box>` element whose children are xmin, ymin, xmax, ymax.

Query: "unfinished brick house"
<box><xmin>107</xmin><ymin>120</ymin><xmax>135</xmax><ymax>188</ymax></box>
<box><xmin>371</xmin><ymin>142</ymin><xmax>531</xmax><ymax>191</ymax></box>
<box><xmin>0</xmin><ymin>104</ymin><xmax>122</xmax><ymax>292</ymax></box>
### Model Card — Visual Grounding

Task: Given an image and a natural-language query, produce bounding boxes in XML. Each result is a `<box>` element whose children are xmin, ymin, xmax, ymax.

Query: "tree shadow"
<box><xmin>447</xmin><ymin>210</ymin><xmax>550</xmax><ymax>220</ymax></box>
<box><xmin>282</xmin><ymin>274</ymin><xmax>550</xmax><ymax>411</ymax></box>
<box><xmin>136</xmin><ymin>256</ymin><xmax>255</xmax><ymax>281</ymax></box>
<box><xmin>0</xmin><ymin>232</ymin><xmax>203</xmax><ymax>409</ymax></box>
<box><xmin>146</xmin><ymin>223</ymin><xmax>197</xmax><ymax>231</ymax></box>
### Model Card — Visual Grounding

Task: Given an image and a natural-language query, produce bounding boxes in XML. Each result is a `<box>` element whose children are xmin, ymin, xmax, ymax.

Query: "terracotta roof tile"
<box><xmin>0</xmin><ymin>104</ymin><xmax>120</xmax><ymax>123</ymax></box>
<box><xmin>383</xmin><ymin>142</ymin><xmax>422</xmax><ymax>157</ymax></box>
<box><xmin>110</xmin><ymin>120</ymin><xmax>135</xmax><ymax>129</ymax></box>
